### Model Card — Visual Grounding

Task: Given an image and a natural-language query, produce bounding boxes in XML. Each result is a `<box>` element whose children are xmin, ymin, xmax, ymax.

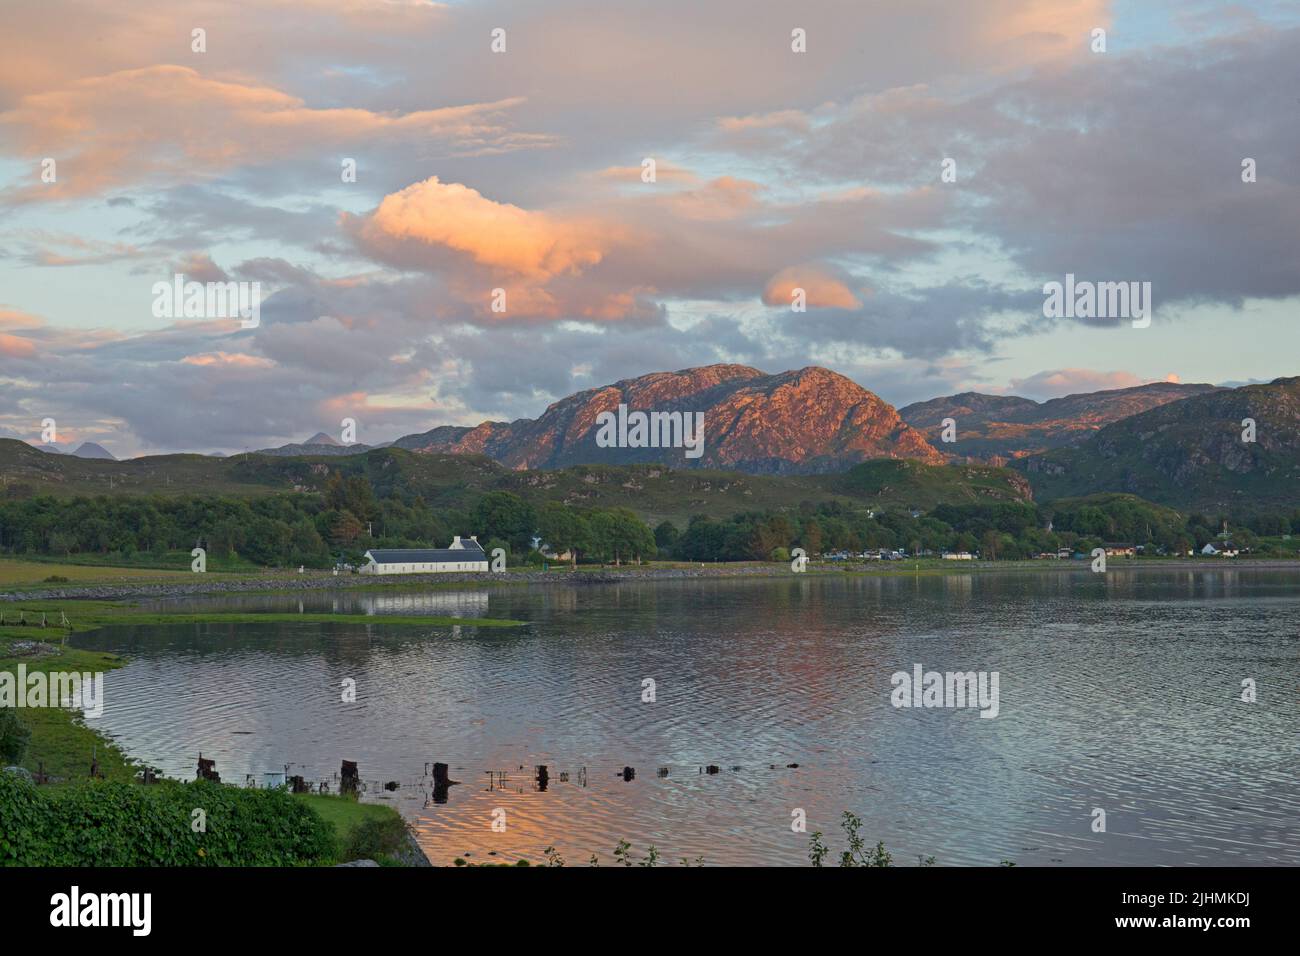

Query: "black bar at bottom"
<box><xmin>0</xmin><ymin>865</ymin><xmax>1282</xmax><ymax>939</ymax></box>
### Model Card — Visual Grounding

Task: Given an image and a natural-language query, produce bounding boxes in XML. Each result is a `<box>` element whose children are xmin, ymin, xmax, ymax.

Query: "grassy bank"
<box><xmin>0</xmin><ymin>616</ymin><xmax>135</xmax><ymax>782</ymax></box>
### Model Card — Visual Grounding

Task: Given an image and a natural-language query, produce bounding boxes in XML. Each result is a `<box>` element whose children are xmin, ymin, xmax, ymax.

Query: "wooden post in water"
<box><xmin>196</xmin><ymin>753</ymin><xmax>220</xmax><ymax>783</ymax></box>
<box><xmin>340</xmin><ymin>760</ymin><xmax>359</xmax><ymax>796</ymax></box>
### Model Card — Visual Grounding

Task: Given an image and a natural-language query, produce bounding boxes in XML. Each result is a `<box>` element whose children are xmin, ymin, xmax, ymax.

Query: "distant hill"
<box><xmin>395</xmin><ymin>364</ymin><xmax>943</xmax><ymax>475</ymax></box>
<box><xmin>1016</xmin><ymin>377</ymin><xmax>1300</xmax><ymax>511</ymax></box>
<box><xmin>900</xmin><ymin>382</ymin><xmax>1220</xmax><ymax>460</ymax></box>
<box><xmin>0</xmin><ymin>438</ymin><xmax>1031</xmax><ymax>526</ymax></box>
<box><xmin>72</xmin><ymin>442</ymin><xmax>116</xmax><ymax>460</ymax></box>
<box><xmin>254</xmin><ymin>431</ymin><xmax>373</xmax><ymax>457</ymax></box>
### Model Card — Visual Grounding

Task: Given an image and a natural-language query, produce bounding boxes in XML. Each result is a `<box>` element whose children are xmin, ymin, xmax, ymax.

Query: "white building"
<box><xmin>360</xmin><ymin>536</ymin><xmax>489</xmax><ymax>574</ymax></box>
<box><xmin>1201</xmin><ymin>542</ymin><xmax>1240</xmax><ymax>558</ymax></box>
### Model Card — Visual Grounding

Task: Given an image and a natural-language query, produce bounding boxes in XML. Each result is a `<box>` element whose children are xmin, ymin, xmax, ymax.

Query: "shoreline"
<box><xmin>4</xmin><ymin>557</ymin><xmax>1296</xmax><ymax>603</ymax></box>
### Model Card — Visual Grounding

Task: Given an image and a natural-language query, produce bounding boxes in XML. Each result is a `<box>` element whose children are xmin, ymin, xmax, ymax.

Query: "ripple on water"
<box><xmin>81</xmin><ymin>571</ymin><xmax>1300</xmax><ymax>865</ymax></box>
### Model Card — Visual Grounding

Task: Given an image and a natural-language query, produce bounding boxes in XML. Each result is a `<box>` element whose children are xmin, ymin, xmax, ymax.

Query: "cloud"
<box><xmin>0</xmin><ymin>332</ymin><xmax>37</xmax><ymax>358</ymax></box>
<box><xmin>762</xmin><ymin>264</ymin><xmax>862</xmax><ymax>309</ymax></box>
<box><xmin>352</xmin><ymin>176</ymin><xmax>615</xmax><ymax>279</ymax></box>
<box><xmin>179</xmin><ymin>351</ymin><xmax>275</xmax><ymax>368</ymax></box>
<box><xmin>1008</xmin><ymin>368</ymin><xmax>1155</xmax><ymax>399</ymax></box>
<box><xmin>0</xmin><ymin>66</ymin><xmax>551</xmax><ymax>202</ymax></box>
<box><xmin>2</xmin><ymin>1</ymin><xmax>1296</xmax><ymax>455</ymax></box>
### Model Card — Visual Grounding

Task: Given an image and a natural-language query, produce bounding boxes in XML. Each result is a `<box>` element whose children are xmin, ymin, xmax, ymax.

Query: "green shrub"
<box><xmin>343</xmin><ymin>815</ymin><xmax>408</xmax><ymax>861</ymax></box>
<box><xmin>0</xmin><ymin>708</ymin><xmax>31</xmax><ymax>764</ymax></box>
<box><xmin>0</xmin><ymin>775</ymin><xmax>334</xmax><ymax>866</ymax></box>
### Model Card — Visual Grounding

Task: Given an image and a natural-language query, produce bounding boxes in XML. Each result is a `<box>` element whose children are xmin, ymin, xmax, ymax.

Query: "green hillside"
<box><xmin>0</xmin><ymin>439</ymin><xmax>1033</xmax><ymax>525</ymax></box>
<box><xmin>1017</xmin><ymin>377</ymin><xmax>1300</xmax><ymax>512</ymax></box>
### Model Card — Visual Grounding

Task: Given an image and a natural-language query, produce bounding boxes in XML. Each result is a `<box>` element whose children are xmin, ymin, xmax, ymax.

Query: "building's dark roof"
<box><xmin>365</xmin><ymin>545</ymin><xmax>486</xmax><ymax>564</ymax></box>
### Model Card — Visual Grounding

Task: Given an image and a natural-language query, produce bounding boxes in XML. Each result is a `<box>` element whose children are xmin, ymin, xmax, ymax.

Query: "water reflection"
<box><xmin>78</xmin><ymin>570</ymin><xmax>1300</xmax><ymax>866</ymax></box>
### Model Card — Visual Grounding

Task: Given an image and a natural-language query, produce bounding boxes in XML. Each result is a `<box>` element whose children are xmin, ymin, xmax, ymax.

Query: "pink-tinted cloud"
<box><xmin>0</xmin><ymin>332</ymin><xmax>37</xmax><ymax>358</ymax></box>
<box><xmin>762</xmin><ymin>264</ymin><xmax>863</xmax><ymax>309</ymax></box>
<box><xmin>1008</xmin><ymin>368</ymin><xmax>1174</xmax><ymax>398</ymax></box>
<box><xmin>354</xmin><ymin>176</ymin><xmax>616</xmax><ymax>279</ymax></box>
<box><xmin>179</xmin><ymin>351</ymin><xmax>276</xmax><ymax>368</ymax></box>
<box><xmin>0</xmin><ymin>66</ymin><xmax>551</xmax><ymax>202</ymax></box>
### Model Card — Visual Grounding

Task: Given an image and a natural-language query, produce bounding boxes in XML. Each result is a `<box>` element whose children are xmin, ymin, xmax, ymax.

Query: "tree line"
<box><xmin>2</xmin><ymin>476</ymin><xmax>1296</xmax><ymax>569</ymax></box>
<box><xmin>658</xmin><ymin>497</ymin><xmax>1300</xmax><ymax>562</ymax></box>
<box><xmin>0</xmin><ymin>477</ymin><xmax>656</xmax><ymax>569</ymax></box>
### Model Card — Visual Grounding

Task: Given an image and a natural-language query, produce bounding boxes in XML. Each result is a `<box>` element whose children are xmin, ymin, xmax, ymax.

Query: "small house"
<box><xmin>1201</xmin><ymin>542</ymin><xmax>1240</xmax><ymax>558</ymax></box>
<box><xmin>360</xmin><ymin>535</ymin><xmax>489</xmax><ymax>574</ymax></box>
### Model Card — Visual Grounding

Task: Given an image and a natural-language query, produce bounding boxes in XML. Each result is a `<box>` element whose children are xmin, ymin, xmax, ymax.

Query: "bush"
<box><xmin>344</xmin><ymin>815</ymin><xmax>409</xmax><ymax>862</ymax></box>
<box><xmin>0</xmin><ymin>709</ymin><xmax>31</xmax><ymax>764</ymax></box>
<box><xmin>0</xmin><ymin>776</ymin><xmax>334</xmax><ymax>866</ymax></box>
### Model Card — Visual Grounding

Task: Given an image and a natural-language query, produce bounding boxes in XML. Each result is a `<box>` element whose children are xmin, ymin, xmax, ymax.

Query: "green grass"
<box><xmin>0</xmin><ymin>626</ymin><xmax>136</xmax><ymax>782</ymax></box>
<box><xmin>0</xmin><ymin>556</ymin><xmax>206</xmax><ymax>586</ymax></box>
<box><xmin>297</xmin><ymin>793</ymin><xmax>412</xmax><ymax>864</ymax></box>
<box><xmin>297</xmin><ymin>793</ymin><xmax>396</xmax><ymax>833</ymax></box>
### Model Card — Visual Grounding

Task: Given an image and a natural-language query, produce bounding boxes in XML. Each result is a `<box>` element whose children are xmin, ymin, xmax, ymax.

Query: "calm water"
<box><xmin>74</xmin><ymin>570</ymin><xmax>1300</xmax><ymax>866</ymax></box>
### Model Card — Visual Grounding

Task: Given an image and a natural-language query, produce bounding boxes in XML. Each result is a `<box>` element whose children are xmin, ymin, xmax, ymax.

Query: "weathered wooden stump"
<box><xmin>340</xmin><ymin>760</ymin><xmax>359</xmax><ymax>796</ymax></box>
<box><xmin>196</xmin><ymin>754</ymin><xmax>220</xmax><ymax>783</ymax></box>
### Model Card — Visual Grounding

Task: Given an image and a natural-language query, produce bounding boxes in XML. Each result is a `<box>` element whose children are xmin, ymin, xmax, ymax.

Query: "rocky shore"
<box><xmin>3</xmin><ymin>558</ymin><xmax>1296</xmax><ymax>604</ymax></box>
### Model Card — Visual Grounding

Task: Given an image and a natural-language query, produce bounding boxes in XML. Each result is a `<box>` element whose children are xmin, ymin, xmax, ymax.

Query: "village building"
<box><xmin>1201</xmin><ymin>541</ymin><xmax>1240</xmax><ymax>558</ymax></box>
<box><xmin>360</xmin><ymin>536</ymin><xmax>489</xmax><ymax>574</ymax></box>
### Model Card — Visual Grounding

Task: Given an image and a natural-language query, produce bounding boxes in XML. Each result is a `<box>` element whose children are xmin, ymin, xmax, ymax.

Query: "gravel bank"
<box><xmin>3</xmin><ymin>558</ymin><xmax>1296</xmax><ymax>603</ymax></box>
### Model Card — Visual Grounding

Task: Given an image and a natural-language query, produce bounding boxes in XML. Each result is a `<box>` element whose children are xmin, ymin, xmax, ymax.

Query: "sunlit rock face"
<box><xmin>398</xmin><ymin>364</ymin><xmax>943</xmax><ymax>475</ymax></box>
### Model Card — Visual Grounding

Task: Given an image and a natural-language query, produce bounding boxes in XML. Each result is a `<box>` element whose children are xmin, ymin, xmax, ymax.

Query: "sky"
<box><xmin>0</xmin><ymin>0</ymin><xmax>1297</xmax><ymax>457</ymax></box>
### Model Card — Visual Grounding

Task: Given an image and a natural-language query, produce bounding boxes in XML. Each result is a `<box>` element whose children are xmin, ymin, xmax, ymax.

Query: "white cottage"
<box><xmin>1201</xmin><ymin>541</ymin><xmax>1240</xmax><ymax>558</ymax></box>
<box><xmin>360</xmin><ymin>535</ymin><xmax>489</xmax><ymax>574</ymax></box>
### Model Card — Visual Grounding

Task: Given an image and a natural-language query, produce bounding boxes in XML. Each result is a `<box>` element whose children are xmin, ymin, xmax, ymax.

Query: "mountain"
<box><xmin>395</xmin><ymin>365</ymin><xmax>944</xmax><ymax>474</ymax></box>
<box><xmin>33</xmin><ymin>442</ymin><xmax>68</xmax><ymax>454</ymax></box>
<box><xmin>1017</xmin><ymin>377</ymin><xmax>1300</xmax><ymax>510</ymax></box>
<box><xmin>71</xmin><ymin>442</ymin><xmax>116</xmax><ymax>460</ymax></box>
<box><xmin>900</xmin><ymin>382</ymin><xmax>1220</xmax><ymax>460</ymax></box>
<box><xmin>254</xmin><ymin>432</ymin><xmax>372</xmax><ymax>457</ymax></box>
